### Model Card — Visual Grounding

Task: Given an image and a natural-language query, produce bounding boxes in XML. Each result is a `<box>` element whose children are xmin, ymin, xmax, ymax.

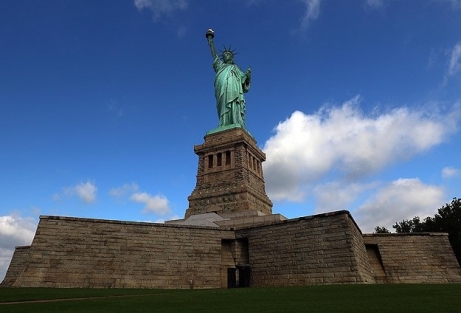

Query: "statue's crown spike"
<box><xmin>221</xmin><ymin>45</ymin><xmax>238</xmax><ymax>56</ymax></box>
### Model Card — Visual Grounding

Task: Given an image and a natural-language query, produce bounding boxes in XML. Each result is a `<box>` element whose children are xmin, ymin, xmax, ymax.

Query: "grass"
<box><xmin>1</xmin><ymin>284</ymin><xmax>461</xmax><ymax>313</ymax></box>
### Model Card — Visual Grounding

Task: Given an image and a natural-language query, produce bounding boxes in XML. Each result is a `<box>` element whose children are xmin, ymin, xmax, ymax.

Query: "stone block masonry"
<box><xmin>363</xmin><ymin>233</ymin><xmax>461</xmax><ymax>283</ymax></box>
<box><xmin>1</xmin><ymin>246</ymin><xmax>30</xmax><ymax>287</ymax></box>
<box><xmin>186</xmin><ymin>128</ymin><xmax>273</xmax><ymax>218</ymax></box>
<box><xmin>10</xmin><ymin>216</ymin><xmax>235</xmax><ymax>288</ymax></box>
<box><xmin>4</xmin><ymin>211</ymin><xmax>461</xmax><ymax>288</ymax></box>
<box><xmin>236</xmin><ymin>211</ymin><xmax>375</xmax><ymax>286</ymax></box>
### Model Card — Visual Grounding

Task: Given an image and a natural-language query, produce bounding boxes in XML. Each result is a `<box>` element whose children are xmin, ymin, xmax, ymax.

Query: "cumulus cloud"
<box><xmin>263</xmin><ymin>96</ymin><xmax>459</xmax><ymax>202</ymax></box>
<box><xmin>109</xmin><ymin>182</ymin><xmax>140</xmax><ymax>198</ymax></box>
<box><xmin>130</xmin><ymin>192</ymin><xmax>171</xmax><ymax>215</ymax></box>
<box><xmin>448</xmin><ymin>42</ymin><xmax>461</xmax><ymax>77</ymax></box>
<box><xmin>54</xmin><ymin>181</ymin><xmax>97</xmax><ymax>204</ymax></box>
<box><xmin>0</xmin><ymin>215</ymin><xmax>37</xmax><ymax>282</ymax></box>
<box><xmin>313</xmin><ymin>181</ymin><xmax>379</xmax><ymax>213</ymax></box>
<box><xmin>134</xmin><ymin>0</ymin><xmax>188</xmax><ymax>20</ymax></box>
<box><xmin>353</xmin><ymin>179</ymin><xmax>445</xmax><ymax>232</ymax></box>
<box><xmin>110</xmin><ymin>183</ymin><xmax>172</xmax><ymax>216</ymax></box>
<box><xmin>0</xmin><ymin>215</ymin><xmax>36</xmax><ymax>250</ymax></box>
<box><xmin>442</xmin><ymin>166</ymin><xmax>460</xmax><ymax>179</ymax></box>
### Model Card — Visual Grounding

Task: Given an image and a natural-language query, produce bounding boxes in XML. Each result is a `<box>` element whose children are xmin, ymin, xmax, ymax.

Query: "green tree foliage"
<box><xmin>389</xmin><ymin>198</ymin><xmax>461</xmax><ymax>266</ymax></box>
<box><xmin>374</xmin><ymin>226</ymin><xmax>390</xmax><ymax>233</ymax></box>
<box><xmin>392</xmin><ymin>216</ymin><xmax>426</xmax><ymax>233</ymax></box>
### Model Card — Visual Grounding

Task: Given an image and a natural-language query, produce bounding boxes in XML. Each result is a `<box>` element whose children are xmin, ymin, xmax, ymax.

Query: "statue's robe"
<box><xmin>213</xmin><ymin>57</ymin><xmax>250</xmax><ymax>128</ymax></box>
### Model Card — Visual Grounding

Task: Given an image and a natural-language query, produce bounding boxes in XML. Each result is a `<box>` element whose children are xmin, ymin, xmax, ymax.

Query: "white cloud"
<box><xmin>109</xmin><ymin>182</ymin><xmax>140</xmax><ymax>198</ymax></box>
<box><xmin>130</xmin><ymin>192</ymin><xmax>171</xmax><ymax>215</ymax></box>
<box><xmin>442</xmin><ymin>166</ymin><xmax>460</xmax><ymax>179</ymax></box>
<box><xmin>111</xmin><ymin>183</ymin><xmax>172</xmax><ymax>216</ymax></box>
<box><xmin>353</xmin><ymin>179</ymin><xmax>445</xmax><ymax>233</ymax></box>
<box><xmin>0</xmin><ymin>249</ymin><xmax>13</xmax><ymax>283</ymax></box>
<box><xmin>299</xmin><ymin>0</ymin><xmax>321</xmax><ymax>30</ymax></box>
<box><xmin>0</xmin><ymin>215</ymin><xmax>37</xmax><ymax>282</ymax></box>
<box><xmin>134</xmin><ymin>0</ymin><xmax>188</xmax><ymax>20</ymax></box>
<box><xmin>263</xmin><ymin>96</ymin><xmax>459</xmax><ymax>202</ymax></box>
<box><xmin>55</xmin><ymin>181</ymin><xmax>97</xmax><ymax>204</ymax></box>
<box><xmin>73</xmin><ymin>182</ymin><xmax>97</xmax><ymax>203</ymax></box>
<box><xmin>154</xmin><ymin>215</ymin><xmax>181</xmax><ymax>223</ymax></box>
<box><xmin>365</xmin><ymin>0</ymin><xmax>384</xmax><ymax>9</ymax></box>
<box><xmin>443</xmin><ymin>0</ymin><xmax>461</xmax><ymax>9</ymax></box>
<box><xmin>448</xmin><ymin>42</ymin><xmax>461</xmax><ymax>77</ymax></box>
<box><xmin>365</xmin><ymin>0</ymin><xmax>461</xmax><ymax>10</ymax></box>
<box><xmin>0</xmin><ymin>215</ymin><xmax>36</xmax><ymax>250</ymax></box>
<box><xmin>313</xmin><ymin>181</ymin><xmax>379</xmax><ymax>213</ymax></box>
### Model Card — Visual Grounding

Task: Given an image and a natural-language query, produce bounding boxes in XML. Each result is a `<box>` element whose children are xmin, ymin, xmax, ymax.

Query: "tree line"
<box><xmin>374</xmin><ymin>197</ymin><xmax>461</xmax><ymax>266</ymax></box>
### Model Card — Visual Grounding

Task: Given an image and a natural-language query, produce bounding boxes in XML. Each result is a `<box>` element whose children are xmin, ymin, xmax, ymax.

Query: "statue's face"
<box><xmin>222</xmin><ymin>52</ymin><xmax>234</xmax><ymax>63</ymax></box>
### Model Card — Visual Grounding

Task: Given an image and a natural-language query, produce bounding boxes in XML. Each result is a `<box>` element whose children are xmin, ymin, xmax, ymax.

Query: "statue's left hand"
<box><xmin>246</xmin><ymin>67</ymin><xmax>252</xmax><ymax>80</ymax></box>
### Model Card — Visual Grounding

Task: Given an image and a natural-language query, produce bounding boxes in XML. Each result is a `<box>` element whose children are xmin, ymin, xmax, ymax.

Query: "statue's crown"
<box><xmin>220</xmin><ymin>45</ymin><xmax>238</xmax><ymax>59</ymax></box>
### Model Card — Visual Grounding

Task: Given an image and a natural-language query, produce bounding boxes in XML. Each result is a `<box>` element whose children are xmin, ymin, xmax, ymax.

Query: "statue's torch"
<box><xmin>206</xmin><ymin>29</ymin><xmax>215</xmax><ymax>46</ymax></box>
<box><xmin>206</xmin><ymin>29</ymin><xmax>215</xmax><ymax>39</ymax></box>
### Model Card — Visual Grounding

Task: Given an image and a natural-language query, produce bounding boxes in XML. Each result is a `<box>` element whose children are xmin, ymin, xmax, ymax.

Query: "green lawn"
<box><xmin>1</xmin><ymin>284</ymin><xmax>461</xmax><ymax>313</ymax></box>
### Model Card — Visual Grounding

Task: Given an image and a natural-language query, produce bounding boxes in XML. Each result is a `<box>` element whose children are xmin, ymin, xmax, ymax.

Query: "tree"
<box><xmin>392</xmin><ymin>216</ymin><xmax>427</xmax><ymax>233</ymax></box>
<box><xmin>388</xmin><ymin>198</ymin><xmax>461</xmax><ymax>266</ymax></box>
<box><xmin>374</xmin><ymin>226</ymin><xmax>390</xmax><ymax>233</ymax></box>
<box><xmin>426</xmin><ymin>198</ymin><xmax>461</xmax><ymax>266</ymax></box>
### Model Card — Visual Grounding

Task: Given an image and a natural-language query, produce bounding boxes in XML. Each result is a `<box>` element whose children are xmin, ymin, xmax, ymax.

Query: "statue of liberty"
<box><xmin>206</xmin><ymin>29</ymin><xmax>251</xmax><ymax>131</ymax></box>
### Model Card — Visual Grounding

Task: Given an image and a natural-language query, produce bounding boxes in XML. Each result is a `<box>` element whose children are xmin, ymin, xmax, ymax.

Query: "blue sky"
<box><xmin>1</xmin><ymin>0</ymin><xmax>461</xmax><ymax>280</ymax></box>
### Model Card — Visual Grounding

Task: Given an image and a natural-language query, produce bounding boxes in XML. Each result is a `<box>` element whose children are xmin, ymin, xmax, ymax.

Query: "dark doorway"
<box><xmin>227</xmin><ymin>268</ymin><xmax>237</xmax><ymax>288</ymax></box>
<box><xmin>237</xmin><ymin>266</ymin><xmax>251</xmax><ymax>287</ymax></box>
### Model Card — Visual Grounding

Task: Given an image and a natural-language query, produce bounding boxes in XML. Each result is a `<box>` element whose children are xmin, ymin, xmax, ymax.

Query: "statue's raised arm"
<box><xmin>206</xmin><ymin>29</ymin><xmax>218</xmax><ymax>60</ymax></box>
<box><xmin>205</xmin><ymin>29</ymin><xmax>250</xmax><ymax>131</ymax></box>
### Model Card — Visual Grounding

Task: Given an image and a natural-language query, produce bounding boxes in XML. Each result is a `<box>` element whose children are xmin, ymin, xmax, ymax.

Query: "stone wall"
<box><xmin>221</xmin><ymin>239</ymin><xmax>249</xmax><ymax>288</ymax></box>
<box><xmin>236</xmin><ymin>211</ymin><xmax>375</xmax><ymax>286</ymax></box>
<box><xmin>363</xmin><ymin>233</ymin><xmax>461</xmax><ymax>283</ymax></box>
<box><xmin>1</xmin><ymin>246</ymin><xmax>30</xmax><ymax>287</ymax></box>
<box><xmin>10</xmin><ymin>216</ymin><xmax>235</xmax><ymax>288</ymax></box>
<box><xmin>4</xmin><ymin>212</ymin><xmax>461</xmax><ymax>288</ymax></box>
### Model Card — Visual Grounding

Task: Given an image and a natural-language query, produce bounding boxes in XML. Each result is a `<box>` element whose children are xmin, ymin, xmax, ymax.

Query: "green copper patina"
<box><xmin>206</xmin><ymin>29</ymin><xmax>252</xmax><ymax>134</ymax></box>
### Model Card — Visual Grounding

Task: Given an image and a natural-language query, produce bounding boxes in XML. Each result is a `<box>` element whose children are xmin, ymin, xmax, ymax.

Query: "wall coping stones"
<box><xmin>39</xmin><ymin>215</ymin><xmax>233</xmax><ymax>232</ymax></box>
<box><xmin>363</xmin><ymin>232</ymin><xmax>450</xmax><ymax>237</ymax></box>
<box><xmin>12</xmin><ymin>246</ymin><xmax>31</xmax><ymax>250</ymax></box>
<box><xmin>234</xmin><ymin>210</ymin><xmax>361</xmax><ymax>232</ymax></box>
